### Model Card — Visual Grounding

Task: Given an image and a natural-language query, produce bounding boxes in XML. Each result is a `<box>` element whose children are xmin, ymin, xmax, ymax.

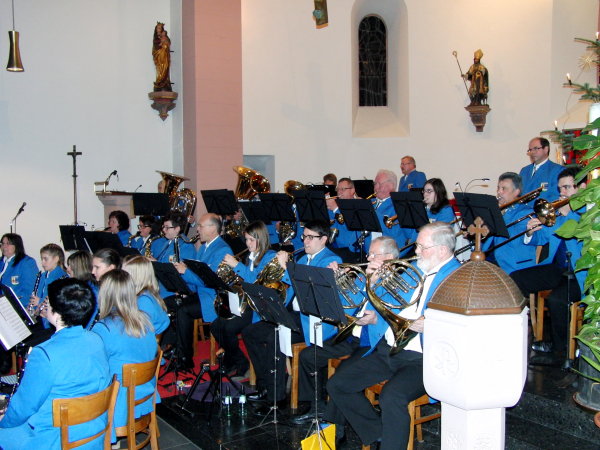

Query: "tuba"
<box><xmin>213</xmin><ymin>249</ymin><xmax>250</xmax><ymax>320</ymax></box>
<box><xmin>157</xmin><ymin>171</ymin><xmax>197</xmax><ymax>217</ymax></box>
<box><xmin>233</xmin><ymin>166</ymin><xmax>271</xmax><ymax>200</ymax></box>
<box><xmin>366</xmin><ymin>257</ymin><xmax>423</xmax><ymax>355</ymax></box>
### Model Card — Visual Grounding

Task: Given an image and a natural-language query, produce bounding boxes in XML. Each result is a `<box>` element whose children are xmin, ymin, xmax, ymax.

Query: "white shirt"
<box><xmin>292</xmin><ymin>247</ymin><xmax>326</xmax><ymax>311</ymax></box>
<box><xmin>532</xmin><ymin>158</ymin><xmax>548</xmax><ymax>174</ymax></box>
<box><xmin>204</xmin><ymin>235</ymin><xmax>219</xmax><ymax>250</ymax></box>
<box><xmin>0</xmin><ymin>255</ymin><xmax>15</xmax><ymax>279</ymax></box>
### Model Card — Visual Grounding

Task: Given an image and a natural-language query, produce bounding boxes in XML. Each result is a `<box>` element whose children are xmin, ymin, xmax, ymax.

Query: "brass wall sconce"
<box><xmin>7</xmin><ymin>0</ymin><xmax>24</xmax><ymax>72</ymax></box>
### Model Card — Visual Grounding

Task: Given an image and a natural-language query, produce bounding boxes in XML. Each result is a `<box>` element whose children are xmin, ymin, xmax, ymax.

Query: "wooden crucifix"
<box><xmin>467</xmin><ymin>216</ymin><xmax>490</xmax><ymax>261</ymax></box>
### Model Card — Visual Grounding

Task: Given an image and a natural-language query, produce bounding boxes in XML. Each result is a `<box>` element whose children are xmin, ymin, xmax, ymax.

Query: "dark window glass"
<box><xmin>359</xmin><ymin>16</ymin><xmax>387</xmax><ymax>107</ymax></box>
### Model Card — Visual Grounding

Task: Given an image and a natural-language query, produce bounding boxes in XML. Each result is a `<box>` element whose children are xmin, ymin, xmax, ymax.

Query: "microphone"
<box><xmin>105</xmin><ymin>170</ymin><xmax>119</xmax><ymax>185</ymax></box>
<box><xmin>464</xmin><ymin>178</ymin><xmax>490</xmax><ymax>192</ymax></box>
<box><xmin>18</xmin><ymin>202</ymin><xmax>26</xmax><ymax>213</ymax></box>
<box><xmin>455</xmin><ymin>182</ymin><xmax>464</xmax><ymax>193</ymax></box>
<box><xmin>134</xmin><ymin>184</ymin><xmax>142</xmax><ymax>192</ymax></box>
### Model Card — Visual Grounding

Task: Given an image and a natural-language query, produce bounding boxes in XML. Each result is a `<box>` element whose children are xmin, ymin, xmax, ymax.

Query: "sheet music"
<box><xmin>278</xmin><ymin>326</ymin><xmax>292</xmax><ymax>357</ymax></box>
<box><xmin>229</xmin><ymin>291</ymin><xmax>242</xmax><ymax>317</ymax></box>
<box><xmin>0</xmin><ymin>296</ymin><xmax>32</xmax><ymax>350</ymax></box>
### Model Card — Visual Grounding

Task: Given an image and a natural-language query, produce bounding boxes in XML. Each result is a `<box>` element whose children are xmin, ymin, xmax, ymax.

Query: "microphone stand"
<box><xmin>9</xmin><ymin>203</ymin><xmax>25</xmax><ymax>233</ymax></box>
<box><xmin>562</xmin><ymin>252</ymin><xmax>575</xmax><ymax>371</ymax></box>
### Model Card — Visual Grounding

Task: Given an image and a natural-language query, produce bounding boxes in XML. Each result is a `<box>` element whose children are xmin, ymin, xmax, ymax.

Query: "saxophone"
<box><xmin>127</xmin><ymin>231</ymin><xmax>140</xmax><ymax>248</ymax></box>
<box><xmin>143</xmin><ymin>233</ymin><xmax>164</xmax><ymax>257</ymax></box>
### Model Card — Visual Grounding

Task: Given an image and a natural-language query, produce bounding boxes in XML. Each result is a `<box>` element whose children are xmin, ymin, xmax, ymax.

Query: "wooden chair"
<box><xmin>363</xmin><ymin>382</ymin><xmax>440</xmax><ymax>450</ymax></box>
<box><xmin>570</xmin><ymin>301</ymin><xmax>584</xmax><ymax>360</ymax></box>
<box><xmin>209</xmin><ymin>332</ymin><xmax>256</xmax><ymax>387</ymax></box>
<box><xmin>192</xmin><ymin>318</ymin><xmax>210</xmax><ymax>357</ymax></box>
<box><xmin>290</xmin><ymin>342</ymin><xmax>307</xmax><ymax>413</ymax></box>
<box><xmin>52</xmin><ymin>374</ymin><xmax>120</xmax><ymax>450</ymax></box>
<box><xmin>529</xmin><ymin>290</ymin><xmax>551</xmax><ymax>342</ymax></box>
<box><xmin>114</xmin><ymin>349</ymin><xmax>163</xmax><ymax>450</ymax></box>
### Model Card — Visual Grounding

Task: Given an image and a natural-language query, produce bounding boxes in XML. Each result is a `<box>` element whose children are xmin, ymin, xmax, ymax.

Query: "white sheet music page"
<box><xmin>0</xmin><ymin>295</ymin><xmax>32</xmax><ymax>350</ymax></box>
<box><xmin>228</xmin><ymin>291</ymin><xmax>242</xmax><ymax>317</ymax></box>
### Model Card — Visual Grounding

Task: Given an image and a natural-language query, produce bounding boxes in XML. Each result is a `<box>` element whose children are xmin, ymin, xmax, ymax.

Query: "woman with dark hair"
<box><xmin>92</xmin><ymin>270</ymin><xmax>158</xmax><ymax>444</ymax></box>
<box><xmin>211</xmin><ymin>221</ymin><xmax>276</xmax><ymax>376</ymax></box>
<box><xmin>108</xmin><ymin>210</ymin><xmax>132</xmax><ymax>246</ymax></box>
<box><xmin>92</xmin><ymin>248</ymin><xmax>121</xmax><ymax>281</ymax></box>
<box><xmin>422</xmin><ymin>178</ymin><xmax>455</xmax><ymax>222</ymax></box>
<box><xmin>130</xmin><ymin>215</ymin><xmax>161</xmax><ymax>255</ymax></box>
<box><xmin>0</xmin><ymin>233</ymin><xmax>38</xmax><ymax>305</ymax></box>
<box><xmin>0</xmin><ymin>278</ymin><xmax>110</xmax><ymax>450</ymax></box>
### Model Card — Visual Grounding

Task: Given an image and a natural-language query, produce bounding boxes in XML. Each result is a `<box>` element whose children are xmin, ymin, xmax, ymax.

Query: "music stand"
<box><xmin>59</xmin><ymin>225</ymin><xmax>86</xmax><ymax>252</ymax></box>
<box><xmin>201</xmin><ymin>189</ymin><xmax>238</xmax><ymax>216</ymax></box>
<box><xmin>353</xmin><ymin>180</ymin><xmax>374</xmax><ymax>200</ymax></box>
<box><xmin>132</xmin><ymin>193</ymin><xmax>170</xmax><ymax>216</ymax></box>
<box><xmin>82</xmin><ymin>231</ymin><xmax>140</xmax><ymax>257</ymax></box>
<box><xmin>238</xmin><ymin>201</ymin><xmax>272</xmax><ymax>225</ymax></box>
<box><xmin>453</xmin><ymin>193</ymin><xmax>509</xmax><ymax>238</ymax></box>
<box><xmin>336</xmin><ymin>199</ymin><xmax>381</xmax><ymax>259</ymax></box>
<box><xmin>294</xmin><ymin>190</ymin><xmax>330</xmax><ymax>223</ymax></box>
<box><xmin>240</xmin><ymin>282</ymin><xmax>299</xmax><ymax>433</ymax></box>
<box><xmin>307</xmin><ymin>184</ymin><xmax>336</xmax><ymax>198</ymax></box>
<box><xmin>259</xmin><ymin>194</ymin><xmax>297</xmax><ymax>223</ymax></box>
<box><xmin>287</xmin><ymin>263</ymin><xmax>346</xmax><ymax>444</ymax></box>
<box><xmin>390</xmin><ymin>192</ymin><xmax>429</xmax><ymax>230</ymax></box>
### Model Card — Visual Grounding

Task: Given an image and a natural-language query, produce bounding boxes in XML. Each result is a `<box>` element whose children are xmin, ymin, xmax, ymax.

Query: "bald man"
<box><xmin>398</xmin><ymin>156</ymin><xmax>426</xmax><ymax>192</ymax></box>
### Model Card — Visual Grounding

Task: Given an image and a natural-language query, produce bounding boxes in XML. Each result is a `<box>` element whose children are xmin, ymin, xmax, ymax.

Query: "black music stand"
<box><xmin>287</xmin><ymin>264</ymin><xmax>346</xmax><ymax>444</ymax></box>
<box><xmin>152</xmin><ymin>262</ymin><xmax>195</xmax><ymax>386</ymax></box>
<box><xmin>181</xmin><ymin>259</ymin><xmax>243</xmax><ymax>422</ymax></box>
<box><xmin>82</xmin><ymin>231</ymin><xmax>140</xmax><ymax>257</ymax></box>
<box><xmin>294</xmin><ymin>190</ymin><xmax>330</xmax><ymax>223</ymax></box>
<box><xmin>59</xmin><ymin>225</ymin><xmax>86</xmax><ymax>252</ymax></box>
<box><xmin>132</xmin><ymin>193</ymin><xmax>171</xmax><ymax>216</ymax></box>
<box><xmin>336</xmin><ymin>199</ymin><xmax>381</xmax><ymax>260</ymax></box>
<box><xmin>238</xmin><ymin>201</ymin><xmax>272</xmax><ymax>225</ymax></box>
<box><xmin>261</xmin><ymin>193</ymin><xmax>298</xmax><ymax>246</ymax></box>
<box><xmin>390</xmin><ymin>191</ymin><xmax>429</xmax><ymax>230</ymax></box>
<box><xmin>307</xmin><ymin>184</ymin><xmax>336</xmax><ymax>198</ymax></box>
<box><xmin>240</xmin><ymin>282</ymin><xmax>299</xmax><ymax>432</ymax></box>
<box><xmin>453</xmin><ymin>193</ymin><xmax>509</xmax><ymax>238</ymax></box>
<box><xmin>353</xmin><ymin>180</ymin><xmax>374</xmax><ymax>199</ymax></box>
<box><xmin>201</xmin><ymin>189</ymin><xmax>238</xmax><ymax>216</ymax></box>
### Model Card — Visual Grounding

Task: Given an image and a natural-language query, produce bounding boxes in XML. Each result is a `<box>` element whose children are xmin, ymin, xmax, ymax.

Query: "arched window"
<box><xmin>358</xmin><ymin>16</ymin><xmax>387</xmax><ymax>107</ymax></box>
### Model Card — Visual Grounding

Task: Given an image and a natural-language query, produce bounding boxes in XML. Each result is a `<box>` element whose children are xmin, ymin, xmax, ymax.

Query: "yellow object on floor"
<box><xmin>301</xmin><ymin>423</ymin><xmax>336</xmax><ymax>450</ymax></box>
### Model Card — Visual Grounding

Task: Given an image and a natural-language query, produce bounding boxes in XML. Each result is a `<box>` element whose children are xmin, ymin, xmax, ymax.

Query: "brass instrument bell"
<box><xmin>233</xmin><ymin>166</ymin><xmax>271</xmax><ymax>200</ymax></box>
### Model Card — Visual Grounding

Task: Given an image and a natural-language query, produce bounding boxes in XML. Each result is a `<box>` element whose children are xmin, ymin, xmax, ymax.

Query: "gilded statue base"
<box><xmin>465</xmin><ymin>104</ymin><xmax>491</xmax><ymax>132</ymax></box>
<box><xmin>148</xmin><ymin>91</ymin><xmax>178</xmax><ymax>121</ymax></box>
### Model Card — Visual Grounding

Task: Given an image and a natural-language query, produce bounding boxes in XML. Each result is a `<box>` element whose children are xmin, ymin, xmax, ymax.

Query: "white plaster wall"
<box><xmin>242</xmin><ymin>0</ymin><xmax>597</xmax><ymax>192</ymax></box>
<box><xmin>0</xmin><ymin>1</ymin><xmax>174</xmax><ymax>262</ymax></box>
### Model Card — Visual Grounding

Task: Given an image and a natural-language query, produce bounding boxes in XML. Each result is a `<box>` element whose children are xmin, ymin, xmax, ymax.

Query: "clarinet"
<box><xmin>173</xmin><ymin>236</ymin><xmax>181</xmax><ymax>263</ymax></box>
<box><xmin>4</xmin><ymin>346</ymin><xmax>32</xmax><ymax>410</ymax></box>
<box><xmin>26</xmin><ymin>272</ymin><xmax>43</xmax><ymax>321</ymax></box>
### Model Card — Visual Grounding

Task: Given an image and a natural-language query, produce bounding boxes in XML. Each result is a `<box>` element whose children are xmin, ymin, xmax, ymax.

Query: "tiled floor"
<box><xmin>137</xmin><ymin>417</ymin><xmax>201</xmax><ymax>450</ymax></box>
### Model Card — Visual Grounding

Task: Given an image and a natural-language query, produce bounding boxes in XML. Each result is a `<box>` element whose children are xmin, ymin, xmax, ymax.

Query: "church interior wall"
<box><xmin>0</xmin><ymin>1</ymin><xmax>174</xmax><ymax>258</ymax></box>
<box><xmin>241</xmin><ymin>0</ymin><xmax>597</xmax><ymax>194</ymax></box>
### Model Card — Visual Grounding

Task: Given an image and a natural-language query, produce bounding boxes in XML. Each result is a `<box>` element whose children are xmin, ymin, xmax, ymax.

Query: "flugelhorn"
<box><xmin>214</xmin><ymin>248</ymin><xmax>250</xmax><ymax>320</ymax></box>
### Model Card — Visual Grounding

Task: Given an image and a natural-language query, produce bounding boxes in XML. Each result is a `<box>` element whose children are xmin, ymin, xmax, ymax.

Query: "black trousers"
<box><xmin>510</xmin><ymin>263</ymin><xmax>580</xmax><ymax>349</ymax></box>
<box><xmin>210</xmin><ymin>307</ymin><xmax>253</xmax><ymax>371</ymax></box>
<box><xmin>241</xmin><ymin>311</ymin><xmax>304</xmax><ymax>401</ymax></box>
<box><xmin>297</xmin><ymin>336</ymin><xmax>360</xmax><ymax>403</ymax></box>
<box><xmin>164</xmin><ymin>295</ymin><xmax>203</xmax><ymax>363</ymax></box>
<box><xmin>324</xmin><ymin>340</ymin><xmax>426</xmax><ymax>450</ymax></box>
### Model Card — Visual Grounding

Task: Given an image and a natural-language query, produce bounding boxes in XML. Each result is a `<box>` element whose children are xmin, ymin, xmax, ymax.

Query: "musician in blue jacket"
<box><xmin>0</xmin><ymin>234</ymin><xmax>38</xmax><ymax>306</ymax></box>
<box><xmin>482</xmin><ymin>173</ymin><xmax>537</xmax><ymax>274</ymax></box>
<box><xmin>92</xmin><ymin>270</ymin><xmax>158</xmax><ymax>444</ymax></box>
<box><xmin>211</xmin><ymin>221</ymin><xmax>277</xmax><ymax>376</ymax></box>
<box><xmin>0</xmin><ymin>278</ymin><xmax>110</xmax><ymax>450</ymax></box>
<box><xmin>511</xmin><ymin>166</ymin><xmax>586</xmax><ymax>354</ymax></box>
<box><xmin>130</xmin><ymin>215</ymin><xmax>161</xmax><ymax>254</ymax></box>
<box><xmin>243</xmin><ymin>219</ymin><xmax>341</xmax><ymax>416</ymax></box>
<box><xmin>373</xmin><ymin>170</ymin><xmax>406</xmax><ymax>253</ymax></box>
<box><xmin>108</xmin><ymin>210</ymin><xmax>132</xmax><ymax>246</ymax></box>
<box><xmin>398</xmin><ymin>156</ymin><xmax>427</xmax><ymax>192</ymax></box>
<box><xmin>519</xmin><ymin>137</ymin><xmax>564</xmax><ymax>203</ymax></box>
<box><xmin>149</xmin><ymin>211</ymin><xmax>196</xmax><ymax>299</ymax></box>
<box><xmin>173</xmin><ymin>213</ymin><xmax>233</xmax><ymax>367</ymax></box>
<box><xmin>324</xmin><ymin>222</ymin><xmax>461</xmax><ymax>450</ymax></box>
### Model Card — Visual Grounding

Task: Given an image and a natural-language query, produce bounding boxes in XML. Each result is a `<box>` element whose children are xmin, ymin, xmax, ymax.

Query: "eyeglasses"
<box><xmin>422</xmin><ymin>189</ymin><xmax>434</xmax><ymax>194</ymax></box>
<box><xmin>415</xmin><ymin>243</ymin><xmax>438</xmax><ymax>251</ymax></box>
<box><xmin>336</xmin><ymin>187</ymin><xmax>352</xmax><ymax>193</ymax></box>
<box><xmin>558</xmin><ymin>184</ymin><xmax>574</xmax><ymax>191</ymax></box>
<box><xmin>301</xmin><ymin>234</ymin><xmax>324</xmax><ymax>242</ymax></box>
<box><xmin>162</xmin><ymin>225</ymin><xmax>175</xmax><ymax>230</ymax></box>
<box><xmin>138</xmin><ymin>225</ymin><xmax>150</xmax><ymax>229</ymax></box>
<box><xmin>400</xmin><ymin>163</ymin><xmax>414</xmax><ymax>166</ymax></box>
<box><xmin>373</xmin><ymin>181</ymin><xmax>391</xmax><ymax>187</ymax></box>
<box><xmin>198</xmin><ymin>223</ymin><xmax>215</xmax><ymax>228</ymax></box>
<box><xmin>367</xmin><ymin>252</ymin><xmax>386</xmax><ymax>259</ymax></box>
<box><xmin>526</xmin><ymin>146</ymin><xmax>544</xmax><ymax>153</ymax></box>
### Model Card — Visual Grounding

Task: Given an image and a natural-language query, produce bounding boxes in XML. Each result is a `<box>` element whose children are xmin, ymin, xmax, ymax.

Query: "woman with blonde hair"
<box><xmin>122</xmin><ymin>255</ymin><xmax>170</xmax><ymax>336</ymax></box>
<box><xmin>92</xmin><ymin>270</ymin><xmax>158</xmax><ymax>444</ymax></box>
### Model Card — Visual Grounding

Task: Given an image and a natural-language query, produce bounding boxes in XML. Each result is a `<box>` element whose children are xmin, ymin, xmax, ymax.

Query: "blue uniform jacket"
<box><xmin>116</xmin><ymin>230</ymin><xmax>132</xmax><ymax>247</ymax></box>
<box><xmin>405</xmin><ymin>205</ymin><xmax>456</xmax><ymax>243</ymax></box>
<box><xmin>374</xmin><ymin>198</ymin><xmax>405</xmax><ymax>254</ymax></box>
<box><xmin>153</xmin><ymin>236</ymin><xmax>196</xmax><ymax>298</ymax></box>
<box><xmin>92</xmin><ymin>317</ymin><xmax>158</xmax><ymax>442</ymax></box>
<box><xmin>36</xmin><ymin>267</ymin><xmax>68</xmax><ymax>329</ymax></box>
<box><xmin>364</xmin><ymin>257</ymin><xmax>461</xmax><ymax>354</ymax></box>
<box><xmin>281</xmin><ymin>247</ymin><xmax>342</xmax><ymax>345</ymax></box>
<box><xmin>266</xmin><ymin>223</ymin><xmax>279</xmax><ymax>245</ymax></box>
<box><xmin>0</xmin><ymin>255</ymin><xmax>38</xmax><ymax>305</ymax></box>
<box><xmin>519</xmin><ymin>160</ymin><xmax>564</xmax><ymax>203</ymax></box>
<box><xmin>130</xmin><ymin>235</ymin><xmax>147</xmax><ymax>253</ymax></box>
<box><xmin>398</xmin><ymin>170</ymin><xmax>427</xmax><ymax>192</ymax></box>
<box><xmin>233</xmin><ymin>249</ymin><xmax>277</xmax><ymax>323</ymax></box>
<box><xmin>482</xmin><ymin>203</ymin><xmax>537</xmax><ymax>274</ymax></box>
<box><xmin>0</xmin><ymin>326</ymin><xmax>110</xmax><ymax>450</ymax></box>
<box><xmin>138</xmin><ymin>291</ymin><xmax>170</xmax><ymax>334</ymax></box>
<box><xmin>328</xmin><ymin>210</ymin><xmax>364</xmax><ymax>253</ymax></box>
<box><xmin>181</xmin><ymin>237</ymin><xmax>233</xmax><ymax>322</ymax></box>
<box><xmin>527</xmin><ymin>211</ymin><xmax>586</xmax><ymax>294</ymax></box>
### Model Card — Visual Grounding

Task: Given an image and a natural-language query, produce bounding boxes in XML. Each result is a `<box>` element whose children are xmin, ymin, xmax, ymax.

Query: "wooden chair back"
<box><xmin>52</xmin><ymin>374</ymin><xmax>120</xmax><ymax>450</ymax></box>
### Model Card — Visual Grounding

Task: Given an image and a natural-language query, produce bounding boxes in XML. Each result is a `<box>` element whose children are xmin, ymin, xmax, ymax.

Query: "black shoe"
<box><xmin>253</xmin><ymin>400</ymin><xmax>287</xmax><ymax>416</ymax></box>
<box><xmin>248</xmin><ymin>388</ymin><xmax>267</xmax><ymax>402</ymax></box>
<box><xmin>335</xmin><ymin>435</ymin><xmax>347</xmax><ymax>450</ymax></box>
<box><xmin>290</xmin><ymin>408</ymin><xmax>324</xmax><ymax>425</ymax></box>
<box><xmin>0</xmin><ymin>361</ymin><xmax>11</xmax><ymax>376</ymax></box>
<box><xmin>531</xmin><ymin>340</ymin><xmax>554</xmax><ymax>353</ymax></box>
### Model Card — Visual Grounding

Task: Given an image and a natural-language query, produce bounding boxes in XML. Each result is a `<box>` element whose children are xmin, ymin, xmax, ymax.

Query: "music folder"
<box><xmin>0</xmin><ymin>284</ymin><xmax>33</xmax><ymax>351</ymax></box>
